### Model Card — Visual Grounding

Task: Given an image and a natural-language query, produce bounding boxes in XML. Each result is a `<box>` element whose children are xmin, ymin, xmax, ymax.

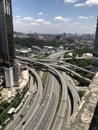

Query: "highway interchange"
<box><xmin>5</xmin><ymin>51</ymin><xmax>94</xmax><ymax>130</ymax></box>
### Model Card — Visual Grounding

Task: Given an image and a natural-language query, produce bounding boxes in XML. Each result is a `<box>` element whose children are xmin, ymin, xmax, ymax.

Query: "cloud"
<box><xmin>15</xmin><ymin>18</ymin><xmax>22</xmax><ymax>21</ymax></box>
<box><xmin>30</xmin><ymin>22</ymin><xmax>40</xmax><ymax>26</ymax></box>
<box><xmin>78</xmin><ymin>16</ymin><xmax>93</xmax><ymax>20</ymax></box>
<box><xmin>72</xmin><ymin>22</ymin><xmax>81</xmax><ymax>25</ymax></box>
<box><xmin>23</xmin><ymin>17</ymin><xmax>33</xmax><ymax>21</ymax></box>
<box><xmin>15</xmin><ymin>16</ymin><xmax>22</xmax><ymax>21</ymax></box>
<box><xmin>86</xmin><ymin>0</ymin><xmax>98</xmax><ymax>6</ymax></box>
<box><xmin>14</xmin><ymin>16</ymin><xmax>51</xmax><ymax>26</ymax></box>
<box><xmin>13</xmin><ymin>20</ymin><xmax>95</xmax><ymax>34</ymax></box>
<box><xmin>14</xmin><ymin>16</ymin><xmax>34</xmax><ymax>23</ymax></box>
<box><xmin>43</xmin><ymin>21</ymin><xmax>52</xmax><ymax>25</ymax></box>
<box><xmin>35</xmin><ymin>19</ymin><xmax>45</xmax><ymax>23</ymax></box>
<box><xmin>13</xmin><ymin>15</ymin><xmax>95</xmax><ymax>34</ymax></box>
<box><xmin>34</xmin><ymin>19</ymin><xmax>51</xmax><ymax>25</ymax></box>
<box><xmin>15</xmin><ymin>17</ymin><xmax>22</xmax><ymax>22</ymax></box>
<box><xmin>64</xmin><ymin>0</ymin><xmax>78</xmax><ymax>3</ymax></box>
<box><xmin>55</xmin><ymin>16</ymin><xmax>70</xmax><ymax>22</ymax></box>
<box><xmin>14</xmin><ymin>20</ymin><xmax>22</xmax><ymax>24</ymax></box>
<box><xmin>37</xmin><ymin>12</ymin><xmax>43</xmax><ymax>15</ymax></box>
<box><xmin>74</xmin><ymin>3</ymin><xmax>85</xmax><ymax>7</ymax></box>
<box><xmin>74</xmin><ymin>0</ymin><xmax>98</xmax><ymax>7</ymax></box>
<box><xmin>15</xmin><ymin>15</ymin><xmax>21</xmax><ymax>18</ymax></box>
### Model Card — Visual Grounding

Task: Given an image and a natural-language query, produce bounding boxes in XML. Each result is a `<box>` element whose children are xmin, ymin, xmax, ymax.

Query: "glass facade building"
<box><xmin>0</xmin><ymin>0</ymin><xmax>14</xmax><ymax>68</ymax></box>
<box><xmin>92</xmin><ymin>17</ymin><xmax>98</xmax><ymax>72</ymax></box>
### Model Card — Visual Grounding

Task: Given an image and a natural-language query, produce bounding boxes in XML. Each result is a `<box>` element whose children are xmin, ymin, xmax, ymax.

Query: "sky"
<box><xmin>12</xmin><ymin>0</ymin><xmax>98</xmax><ymax>34</ymax></box>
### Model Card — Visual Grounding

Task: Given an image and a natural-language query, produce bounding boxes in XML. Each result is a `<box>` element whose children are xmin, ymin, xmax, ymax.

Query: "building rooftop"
<box><xmin>65</xmin><ymin>72</ymin><xmax>98</xmax><ymax>130</ymax></box>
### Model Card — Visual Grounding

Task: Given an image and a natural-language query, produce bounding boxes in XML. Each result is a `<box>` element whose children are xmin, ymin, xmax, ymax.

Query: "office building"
<box><xmin>0</xmin><ymin>0</ymin><xmax>20</xmax><ymax>87</ymax></box>
<box><xmin>92</xmin><ymin>17</ymin><xmax>98</xmax><ymax>72</ymax></box>
<box><xmin>0</xmin><ymin>0</ymin><xmax>14</xmax><ymax>67</ymax></box>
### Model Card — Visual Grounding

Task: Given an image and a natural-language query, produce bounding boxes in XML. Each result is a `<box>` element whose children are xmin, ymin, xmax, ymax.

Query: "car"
<box><xmin>20</xmin><ymin>114</ymin><xmax>24</xmax><ymax>118</ymax></box>
<box><xmin>22</xmin><ymin>121</ymin><xmax>26</xmax><ymax>125</ymax></box>
<box><xmin>42</xmin><ymin>103</ymin><xmax>44</xmax><ymax>106</ymax></box>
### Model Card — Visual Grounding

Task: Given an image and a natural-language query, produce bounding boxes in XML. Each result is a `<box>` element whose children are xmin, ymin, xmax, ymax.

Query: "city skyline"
<box><xmin>12</xmin><ymin>0</ymin><xmax>98</xmax><ymax>34</ymax></box>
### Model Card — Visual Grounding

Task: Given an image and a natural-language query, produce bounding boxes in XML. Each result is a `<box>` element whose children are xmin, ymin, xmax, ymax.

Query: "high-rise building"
<box><xmin>0</xmin><ymin>0</ymin><xmax>20</xmax><ymax>87</ymax></box>
<box><xmin>92</xmin><ymin>17</ymin><xmax>98</xmax><ymax>72</ymax></box>
<box><xmin>0</xmin><ymin>0</ymin><xmax>14</xmax><ymax>68</ymax></box>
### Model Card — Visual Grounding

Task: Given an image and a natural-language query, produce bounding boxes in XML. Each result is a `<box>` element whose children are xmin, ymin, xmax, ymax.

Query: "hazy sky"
<box><xmin>12</xmin><ymin>0</ymin><xmax>98</xmax><ymax>34</ymax></box>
